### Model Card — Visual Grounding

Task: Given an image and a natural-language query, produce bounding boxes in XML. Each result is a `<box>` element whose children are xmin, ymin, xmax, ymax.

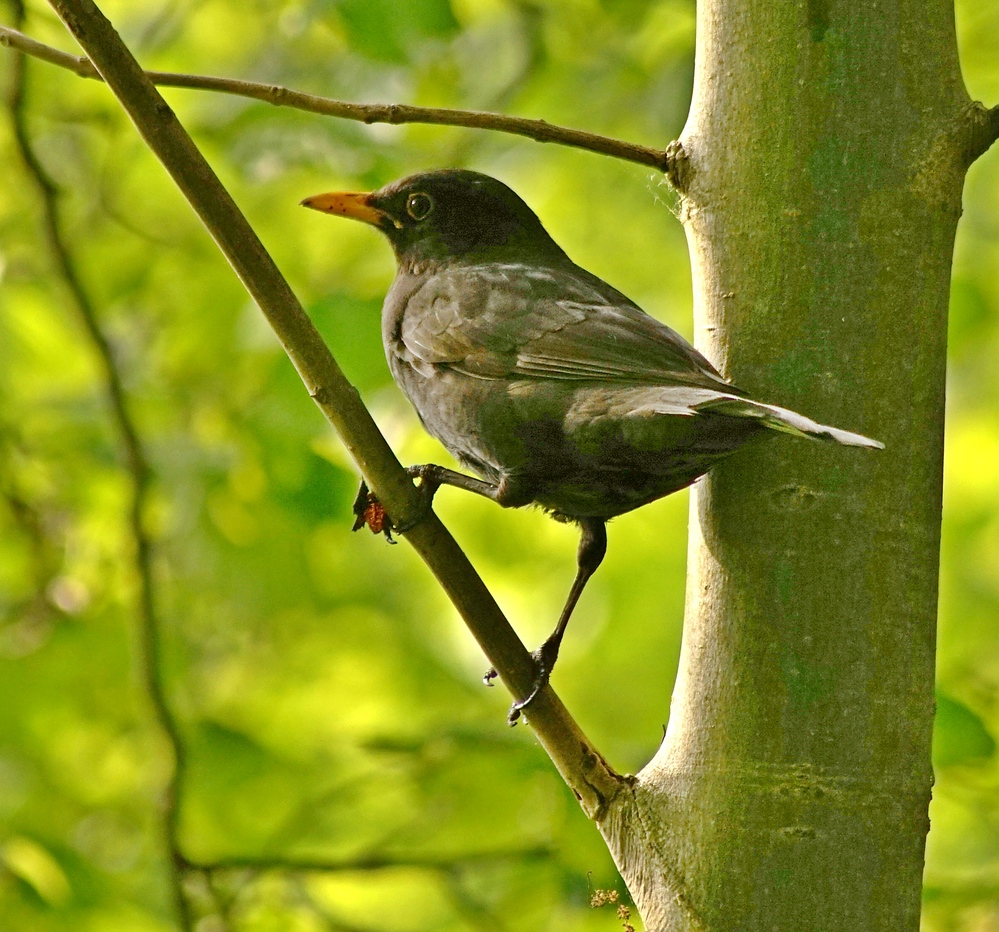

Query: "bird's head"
<box><xmin>301</xmin><ymin>169</ymin><xmax>568</xmax><ymax>269</ymax></box>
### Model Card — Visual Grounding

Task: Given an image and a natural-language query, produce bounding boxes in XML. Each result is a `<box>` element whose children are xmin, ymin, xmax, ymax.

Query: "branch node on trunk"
<box><xmin>664</xmin><ymin>139</ymin><xmax>693</xmax><ymax>193</ymax></box>
<box><xmin>962</xmin><ymin>100</ymin><xmax>999</xmax><ymax>165</ymax></box>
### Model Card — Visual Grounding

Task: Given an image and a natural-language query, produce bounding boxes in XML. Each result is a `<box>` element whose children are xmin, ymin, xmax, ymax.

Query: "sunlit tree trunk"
<box><xmin>599</xmin><ymin>2</ymin><xmax>989</xmax><ymax>928</ymax></box>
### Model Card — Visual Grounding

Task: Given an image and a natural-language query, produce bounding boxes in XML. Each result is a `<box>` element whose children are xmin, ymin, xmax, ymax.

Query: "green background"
<box><xmin>0</xmin><ymin>0</ymin><xmax>996</xmax><ymax>928</ymax></box>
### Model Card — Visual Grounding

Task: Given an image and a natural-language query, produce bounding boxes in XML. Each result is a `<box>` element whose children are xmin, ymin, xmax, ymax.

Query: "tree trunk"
<box><xmin>600</xmin><ymin>2</ymin><xmax>979</xmax><ymax>929</ymax></box>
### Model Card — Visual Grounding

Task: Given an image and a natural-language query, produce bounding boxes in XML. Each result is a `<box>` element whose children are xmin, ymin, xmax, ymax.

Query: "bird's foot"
<box><xmin>350</xmin><ymin>468</ymin><xmax>443</xmax><ymax>541</ymax></box>
<box><xmin>390</xmin><ymin>465</ymin><xmax>442</xmax><ymax>532</ymax></box>
<box><xmin>505</xmin><ymin>638</ymin><xmax>560</xmax><ymax>726</ymax></box>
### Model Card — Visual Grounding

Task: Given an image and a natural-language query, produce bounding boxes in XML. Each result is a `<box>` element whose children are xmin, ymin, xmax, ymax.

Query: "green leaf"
<box><xmin>0</xmin><ymin>837</ymin><xmax>71</xmax><ymax>906</ymax></box>
<box><xmin>327</xmin><ymin>0</ymin><xmax>460</xmax><ymax>62</ymax></box>
<box><xmin>933</xmin><ymin>692</ymin><xmax>996</xmax><ymax>769</ymax></box>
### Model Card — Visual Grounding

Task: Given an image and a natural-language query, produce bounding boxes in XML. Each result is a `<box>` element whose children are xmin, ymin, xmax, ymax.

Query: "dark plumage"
<box><xmin>303</xmin><ymin>169</ymin><xmax>882</xmax><ymax>720</ymax></box>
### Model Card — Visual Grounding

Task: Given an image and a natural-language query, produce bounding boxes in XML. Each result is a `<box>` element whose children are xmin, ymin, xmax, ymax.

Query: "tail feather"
<box><xmin>696</xmin><ymin>395</ymin><xmax>884</xmax><ymax>450</ymax></box>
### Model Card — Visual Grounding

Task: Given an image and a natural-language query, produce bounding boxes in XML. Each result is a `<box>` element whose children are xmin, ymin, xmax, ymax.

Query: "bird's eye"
<box><xmin>406</xmin><ymin>193</ymin><xmax>434</xmax><ymax>221</ymax></box>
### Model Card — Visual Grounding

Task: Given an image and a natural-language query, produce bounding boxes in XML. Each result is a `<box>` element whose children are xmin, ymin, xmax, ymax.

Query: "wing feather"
<box><xmin>398</xmin><ymin>263</ymin><xmax>733</xmax><ymax>391</ymax></box>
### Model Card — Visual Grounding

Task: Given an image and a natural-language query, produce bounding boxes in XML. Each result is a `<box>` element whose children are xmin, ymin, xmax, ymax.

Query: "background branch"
<box><xmin>41</xmin><ymin>0</ymin><xmax>626</xmax><ymax>818</ymax></box>
<box><xmin>0</xmin><ymin>23</ymin><xmax>670</xmax><ymax>172</ymax></box>
<box><xmin>4</xmin><ymin>4</ymin><xmax>190</xmax><ymax>927</ymax></box>
<box><xmin>186</xmin><ymin>845</ymin><xmax>553</xmax><ymax>874</ymax></box>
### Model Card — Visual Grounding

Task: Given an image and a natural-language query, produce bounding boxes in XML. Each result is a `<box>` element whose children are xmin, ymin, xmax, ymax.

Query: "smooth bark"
<box><xmin>600</xmin><ymin>2</ymin><xmax>980</xmax><ymax>929</ymax></box>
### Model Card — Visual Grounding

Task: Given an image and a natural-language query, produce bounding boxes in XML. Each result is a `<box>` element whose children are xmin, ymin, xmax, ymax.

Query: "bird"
<box><xmin>301</xmin><ymin>169</ymin><xmax>882</xmax><ymax>722</ymax></box>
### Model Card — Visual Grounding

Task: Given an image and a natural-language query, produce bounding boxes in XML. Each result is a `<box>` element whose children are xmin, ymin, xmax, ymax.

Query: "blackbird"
<box><xmin>302</xmin><ymin>169</ymin><xmax>882</xmax><ymax>721</ymax></box>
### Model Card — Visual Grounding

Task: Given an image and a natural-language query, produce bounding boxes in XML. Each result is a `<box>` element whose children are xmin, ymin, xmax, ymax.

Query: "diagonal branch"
<box><xmin>0</xmin><ymin>23</ymin><xmax>669</xmax><ymax>172</ymax></box>
<box><xmin>43</xmin><ymin>0</ymin><xmax>628</xmax><ymax>820</ymax></box>
<box><xmin>4</xmin><ymin>5</ymin><xmax>191</xmax><ymax>928</ymax></box>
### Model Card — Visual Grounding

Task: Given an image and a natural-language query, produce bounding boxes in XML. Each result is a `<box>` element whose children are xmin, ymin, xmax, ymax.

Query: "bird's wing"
<box><xmin>399</xmin><ymin>264</ymin><xmax>733</xmax><ymax>390</ymax></box>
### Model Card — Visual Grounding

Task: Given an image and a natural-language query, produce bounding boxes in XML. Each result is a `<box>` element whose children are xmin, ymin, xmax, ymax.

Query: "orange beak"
<box><xmin>300</xmin><ymin>191</ymin><xmax>390</xmax><ymax>227</ymax></box>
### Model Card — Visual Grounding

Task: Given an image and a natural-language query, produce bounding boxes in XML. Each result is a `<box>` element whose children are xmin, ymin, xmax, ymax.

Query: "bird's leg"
<box><xmin>406</xmin><ymin>464</ymin><xmax>501</xmax><ymax>505</ymax></box>
<box><xmin>392</xmin><ymin>464</ymin><xmax>506</xmax><ymax>532</ymax></box>
<box><xmin>506</xmin><ymin>517</ymin><xmax>607</xmax><ymax>724</ymax></box>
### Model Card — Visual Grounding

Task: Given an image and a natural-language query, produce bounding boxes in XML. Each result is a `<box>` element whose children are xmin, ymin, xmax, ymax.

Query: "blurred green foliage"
<box><xmin>0</xmin><ymin>0</ymin><xmax>996</xmax><ymax>929</ymax></box>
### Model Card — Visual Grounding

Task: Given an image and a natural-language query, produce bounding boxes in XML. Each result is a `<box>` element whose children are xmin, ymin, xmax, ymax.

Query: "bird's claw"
<box><xmin>505</xmin><ymin>640</ymin><xmax>559</xmax><ymax>726</ymax></box>
<box><xmin>380</xmin><ymin>466</ymin><xmax>442</xmax><ymax>534</ymax></box>
<box><xmin>392</xmin><ymin>465</ymin><xmax>442</xmax><ymax>532</ymax></box>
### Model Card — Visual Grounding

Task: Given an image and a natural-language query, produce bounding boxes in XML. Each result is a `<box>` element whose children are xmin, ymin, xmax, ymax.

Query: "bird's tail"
<box><xmin>695</xmin><ymin>395</ymin><xmax>884</xmax><ymax>449</ymax></box>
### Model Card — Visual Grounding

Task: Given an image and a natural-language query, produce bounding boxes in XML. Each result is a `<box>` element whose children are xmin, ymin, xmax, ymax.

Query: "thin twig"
<box><xmin>188</xmin><ymin>845</ymin><xmax>553</xmax><ymax>875</ymax></box>
<box><xmin>194</xmin><ymin>848</ymin><xmax>551</xmax><ymax>929</ymax></box>
<box><xmin>0</xmin><ymin>23</ymin><xmax>670</xmax><ymax>172</ymax></box>
<box><xmin>4</xmin><ymin>9</ymin><xmax>192</xmax><ymax>929</ymax></box>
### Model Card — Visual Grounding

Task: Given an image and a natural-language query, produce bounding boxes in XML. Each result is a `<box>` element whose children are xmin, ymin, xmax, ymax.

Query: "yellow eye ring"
<box><xmin>406</xmin><ymin>192</ymin><xmax>434</xmax><ymax>221</ymax></box>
